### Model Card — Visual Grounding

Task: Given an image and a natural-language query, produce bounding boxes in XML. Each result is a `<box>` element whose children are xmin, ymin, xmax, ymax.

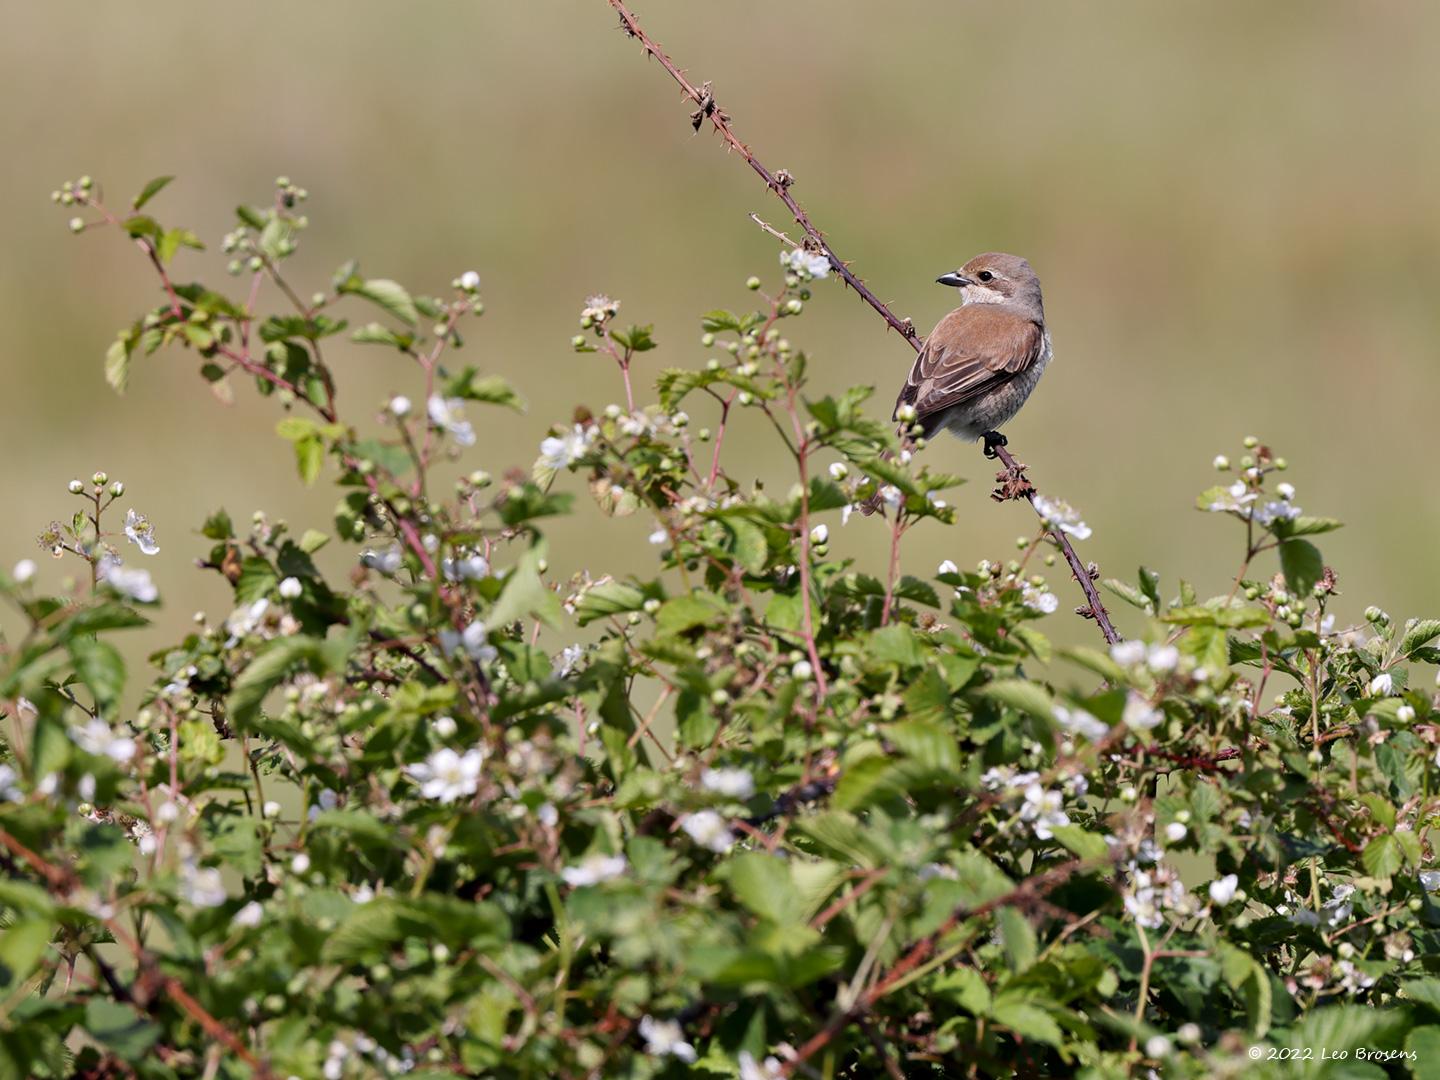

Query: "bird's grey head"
<box><xmin>936</xmin><ymin>253</ymin><xmax>1044</xmax><ymax>317</ymax></box>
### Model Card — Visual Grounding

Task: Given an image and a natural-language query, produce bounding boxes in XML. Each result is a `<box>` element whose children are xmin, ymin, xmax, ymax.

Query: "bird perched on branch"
<box><xmin>862</xmin><ymin>252</ymin><xmax>1050</xmax><ymax>513</ymax></box>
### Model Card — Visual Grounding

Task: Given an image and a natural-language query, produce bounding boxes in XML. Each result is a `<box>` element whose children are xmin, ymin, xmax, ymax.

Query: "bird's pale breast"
<box><xmin>936</xmin><ymin>329</ymin><xmax>1052</xmax><ymax>441</ymax></box>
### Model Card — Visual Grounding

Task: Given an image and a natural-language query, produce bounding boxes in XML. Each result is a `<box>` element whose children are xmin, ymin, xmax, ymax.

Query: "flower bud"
<box><xmin>785</xmin><ymin>299</ymin><xmax>803</xmax><ymax>314</ymax></box>
<box><xmin>109</xmin><ymin>481</ymin><xmax>125</xmax><ymax>496</ymax></box>
<box><xmin>68</xmin><ymin>479</ymin><xmax>84</xmax><ymax>494</ymax></box>
<box><xmin>745</xmin><ymin>276</ymin><xmax>761</xmax><ymax>290</ymax></box>
<box><xmin>68</xmin><ymin>217</ymin><xmax>85</xmax><ymax>233</ymax></box>
<box><xmin>1243</xmin><ymin>435</ymin><xmax>1259</xmax><ymax>448</ymax></box>
<box><xmin>791</xmin><ymin>659</ymin><xmax>814</xmax><ymax>681</ymax></box>
<box><xmin>700</xmin><ymin>332</ymin><xmax>715</xmax><ymax>347</ymax></box>
<box><xmin>1212</xmin><ymin>455</ymin><xmax>1230</xmax><ymax>470</ymax></box>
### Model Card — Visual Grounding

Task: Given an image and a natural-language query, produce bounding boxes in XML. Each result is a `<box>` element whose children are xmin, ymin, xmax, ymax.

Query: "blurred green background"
<box><xmin>4</xmin><ymin>2</ymin><xmax>1439</xmax><ymax>660</ymax></box>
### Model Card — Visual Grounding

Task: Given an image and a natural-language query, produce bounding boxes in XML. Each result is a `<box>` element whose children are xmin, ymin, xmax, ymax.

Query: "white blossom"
<box><xmin>1147</xmin><ymin>644</ymin><xmax>1180</xmax><ymax>673</ymax></box>
<box><xmin>638</xmin><ymin>1016</ymin><xmax>696</xmax><ymax>1063</ymax></box>
<box><xmin>1054</xmin><ymin>705</ymin><xmax>1108</xmax><ymax>742</ymax></box>
<box><xmin>278</xmin><ymin>576</ymin><xmax>302</xmax><ymax>599</ymax></box>
<box><xmin>1123</xmin><ymin>692</ymin><xmax>1163</xmax><ymax>731</ymax></box>
<box><xmin>225</xmin><ymin>598</ymin><xmax>271</xmax><ymax>644</ymax></box>
<box><xmin>0</xmin><ymin>764</ymin><xmax>24</xmax><ymax>802</ymax></box>
<box><xmin>1209</xmin><ymin>874</ymin><xmax>1239</xmax><ymax>906</ymax></box>
<box><xmin>701</xmin><ymin>767</ymin><xmax>755</xmax><ymax>800</ymax></box>
<box><xmin>1276</xmin><ymin>482</ymin><xmax>1296</xmax><ymax>500</ymax></box>
<box><xmin>1164</xmin><ymin>822</ymin><xmax>1188</xmax><ymax>843</ymax></box>
<box><xmin>291</xmin><ymin>853</ymin><xmax>311</xmax><ymax>875</ymax></box>
<box><xmin>1206</xmin><ymin>481</ymin><xmax>1257</xmax><ymax>515</ymax></box>
<box><xmin>441</xmin><ymin>552</ymin><xmax>490</xmax><ymax>581</ymax></box>
<box><xmin>937</xmin><ymin>559</ymin><xmax>958</xmax><ymax>576</ymax></box>
<box><xmin>433</xmin><ymin>715</ymin><xmax>458</xmax><ymax>739</ymax></box>
<box><xmin>232</xmin><ymin>901</ymin><xmax>264</xmax><ymax>928</ymax></box>
<box><xmin>681</xmin><ymin>810</ymin><xmax>735</xmax><ymax>853</ymax></box>
<box><xmin>560</xmin><ymin>852</ymin><xmax>628</xmax><ymax>887</ymax></box>
<box><xmin>427</xmin><ymin>394</ymin><xmax>476</xmax><ymax>446</ymax></box>
<box><xmin>1021</xmin><ymin>584</ymin><xmax>1059</xmax><ymax>614</ymax></box>
<box><xmin>1397</xmin><ymin>704</ymin><xmax>1416</xmax><ymax>724</ymax></box>
<box><xmin>539</xmin><ymin>424</ymin><xmax>597</xmax><ymax>470</ymax></box>
<box><xmin>405</xmin><ymin>747</ymin><xmax>485</xmax><ymax>803</ymax></box>
<box><xmin>440</xmin><ymin>621</ymin><xmax>497</xmax><ymax>664</ymax></box>
<box><xmin>123</xmin><ymin>509</ymin><xmax>160</xmax><ymax>555</ymax></box>
<box><xmin>648</xmin><ymin>528</ymin><xmax>668</xmax><ymax>545</ymax></box>
<box><xmin>1253</xmin><ymin>500</ymin><xmax>1301</xmax><ymax>527</ymax></box>
<box><xmin>828</xmin><ymin>462</ymin><xmax>848</xmax><ymax>480</ymax></box>
<box><xmin>389</xmin><ymin>395</ymin><xmax>411</xmax><ymax>417</ymax></box>
<box><xmin>102</xmin><ymin>561</ymin><xmax>158</xmax><ymax>603</ymax></box>
<box><xmin>360</xmin><ymin>544</ymin><xmax>403</xmax><ymax>576</ymax></box>
<box><xmin>69</xmin><ymin>718</ymin><xmax>136</xmax><ymax>763</ymax></box>
<box><xmin>12</xmin><ymin>559</ymin><xmax>35</xmax><ymax>584</ymax></box>
<box><xmin>1032</xmin><ymin>494</ymin><xmax>1092</xmax><ymax>540</ymax></box>
<box><xmin>1019</xmin><ymin>783</ymin><xmax>1069</xmax><ymax>840</ymax></box>
<box><xmin>1369</xmin><ymin>672</ymin><xmax>1394</xmax><ymax>696</ymax></box>
<box><xmin>782</xmin><ymin>247</ymin><xmax>831</xmax><ymax>280</ymax></box>
<box><xmin>739</xmin><ymin>1051</ymin><xmax>785</xmax><ymax>1080</ymax></box>
<box><xmin>458</xmin><ymin>270</ymin><xmax>481</xmax><ymax>291</ymax></box>
<box><xmin>179</xmin><ymin>863</ymin><xmax>227</xmax><ymax>908</ymax></box>
<box><xmin>555</xmin><ymin>644</ymin><xmax>585</xmax><ymax>678</ymax></box>
<box><xmin>1144</xmin><ymin>1036</ymin><xmax>1173</xmax><ymax>1059</ymax></box>
<box><xmin>1111</xmin><ymin>640</ymin><xmax>1146</xmax><ymax>667</ymax></box>
<box><xmin>809</xmin><ymin>524</ymin><xmax>829</xmax><ymax>544</ymax></box>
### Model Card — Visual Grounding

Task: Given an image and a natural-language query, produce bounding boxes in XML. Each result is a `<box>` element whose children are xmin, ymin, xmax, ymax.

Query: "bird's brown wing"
<box><xmin>893</xmin><ymin>305</ymin><xmax>1044</xmax><ymax>428</ymax></box>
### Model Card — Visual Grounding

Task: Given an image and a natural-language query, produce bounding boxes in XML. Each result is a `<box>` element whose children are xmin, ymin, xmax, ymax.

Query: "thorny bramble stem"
<box><xmin>606</xmin><ymin>0</ymin><xmax>1121</xmax><ymax>646</ymax></box>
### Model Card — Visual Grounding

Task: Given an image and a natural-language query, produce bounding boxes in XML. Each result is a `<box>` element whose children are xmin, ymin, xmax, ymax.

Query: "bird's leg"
<box><xmin>981</xmin><ymin>430</ymin><xmax>1008</xmax><ymax>459</ymax></box>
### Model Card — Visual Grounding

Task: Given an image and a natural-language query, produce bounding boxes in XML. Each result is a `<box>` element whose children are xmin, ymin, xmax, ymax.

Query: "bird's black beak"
<box><xmin>936</xmin><ymin>271</ymin><xmax>972</xmax><ymax>288</ymax></box>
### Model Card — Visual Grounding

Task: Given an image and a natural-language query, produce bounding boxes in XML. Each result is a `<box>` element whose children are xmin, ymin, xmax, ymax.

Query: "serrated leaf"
<box><xmin>1401</xmin><ymin>619</ymin><xmax>1440</xmax><ymax>658</ymax></box>
<box><xmin>1361</xmin><ymin>833</ymin><xmax>1402</xmax><ymax>880</ymax></box>
<box><xmin>340</xmin><ymin>277</ymin><xmax>419</xmax><ymax>327</ymax></box>
<box><xmin>105</xmin><ymin>335</ymin><xmax>132</xmax><ymax>394</ymax></box>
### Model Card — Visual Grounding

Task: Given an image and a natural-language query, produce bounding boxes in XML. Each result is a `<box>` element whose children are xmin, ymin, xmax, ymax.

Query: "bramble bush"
<box><xmin>1</xmin><ymin>174</ymin><xmax>1439</xmax><ymax>1080</ymax></box>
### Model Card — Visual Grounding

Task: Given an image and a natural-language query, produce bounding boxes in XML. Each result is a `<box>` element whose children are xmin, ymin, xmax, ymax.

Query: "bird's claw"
<box><xmin>981</xmin><ymin>431</ymin><xmax>1008</xmax><ymax>459</ymax></box>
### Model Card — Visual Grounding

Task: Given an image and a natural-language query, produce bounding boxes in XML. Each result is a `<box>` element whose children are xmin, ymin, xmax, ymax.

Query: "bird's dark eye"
<box><xmin>976</xmin><ymin>270</ymin><xmax>994</xmax><ymax>282</ymax></box>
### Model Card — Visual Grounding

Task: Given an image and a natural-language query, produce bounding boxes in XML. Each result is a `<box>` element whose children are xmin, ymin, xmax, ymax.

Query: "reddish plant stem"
<box><xmin>605</xmin><ymin>0</ymin><xmax>1120</xmax><ymax>646</ymax></box>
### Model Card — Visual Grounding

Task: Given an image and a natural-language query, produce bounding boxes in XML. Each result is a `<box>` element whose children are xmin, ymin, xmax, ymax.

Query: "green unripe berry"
<box><xmin>745</xmin><ymin>276</ymin><xmax>761</xmax><ymax>290</ymax></box>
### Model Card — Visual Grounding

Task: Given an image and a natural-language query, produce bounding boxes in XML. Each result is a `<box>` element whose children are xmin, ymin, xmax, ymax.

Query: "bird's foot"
<box><xmin>981</xmin><ymin>430</ymin><xmax>1008</xmax><ymax>459</ymax></box>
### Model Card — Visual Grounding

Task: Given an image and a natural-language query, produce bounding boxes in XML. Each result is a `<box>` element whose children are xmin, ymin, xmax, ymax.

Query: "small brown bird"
<box><xmin>893</xmin><ymin>252</ymin><xmax>1051</xmax><ymax>454</ymax></box>
<box><xmin>856</xmin><ymin>253</ymin><xmax>1052</xmax><ymax>515</ymax></box>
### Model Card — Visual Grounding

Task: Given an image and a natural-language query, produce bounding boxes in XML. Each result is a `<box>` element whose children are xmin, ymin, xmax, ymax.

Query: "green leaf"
<box><xmin>976</xmin><ymin>679</ymin><xmax>1053</xmax><ymax>720</ymax></box>
<box><xmin>1401</xmin><ymin>619</ymin><xmax>1440</xmax><ymax>658</ymax></box>
<box><xmin>574</xmin><ymin>581</ymin><xmax>647</xmax><ymax>626</ymax></box>
<box><xmin>228</xmin><ymin>636</ymin><xmax>324</xmax><ymax>727</ymax></box>
<box><xmin>1361</xmin><ymin>833</ymin><xmax>1402</xmax><ymax>880</ymax></box>
<box><xmin>68</xmin><ymin>637</ymin><xmax>125</xmax><ymax>712</ymax></box>
<box><xmin>990</xmin><ymin>998</ymin><xmax>1062</xmax><ymax>1047</ymax></box>
<box><xmin>83</xmin><ymin>999</ymin><xmax>160</xmax><ymax>1060</ymax></box>
<box><xmin>488</xmin><ymin>547</ymin><xmax>562</xmax><ymax>630</ymax></box>
<box><xmin>656</xmin><ymin>593</ymin><xmax>728</xmax><ymax>636</ymax></box>
<box><xmin>131</xmin><ymin>175</ymin><xmax>174</xmax><ymax>210</ymax></box>
<box><xmin>931</xmin><ymin>967</ymin><xmax>991</xmax><ymax>1016</ymax></box>
<box><xmin>724</xmin><ymin>853</ymin><xmax>801</xmax><ymax>924</ymax></box>
<box><xmin>0</xmin><ymin>917</ymin><xmax>54</xmax><ymax>990</ymax></box>
<box><xmin>298</xmin><ymin>529</ymin><xmax>330</xmax><ymax>554</ymax></box>
<box><xmin>1049</xmin><ymin>825</ymin><xmax>1109</xmax><ymax>861</ymax></box>
<box><xmin>1279</xmin><ymin>538</ymin><xmax>1324</xmax><ymax>599</ymax></box>
<box><xmin>105</xmin><ymin>334</ymin><xmax>132</xmax><ymax>394</ymax></box>
<box><xmin>996</xmin><ymin>907</ymin><xmax>1037</xmax><ymax>973</ymax></box>
<box><xmin>339</xmin><ymin>277</ymin><xmax>419</xmax><ymax>327</ymax></box>
<box><xmin>352</xmin><ymin>322</ymin><xmax>413</xmax><ymax>349</ymax></box>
